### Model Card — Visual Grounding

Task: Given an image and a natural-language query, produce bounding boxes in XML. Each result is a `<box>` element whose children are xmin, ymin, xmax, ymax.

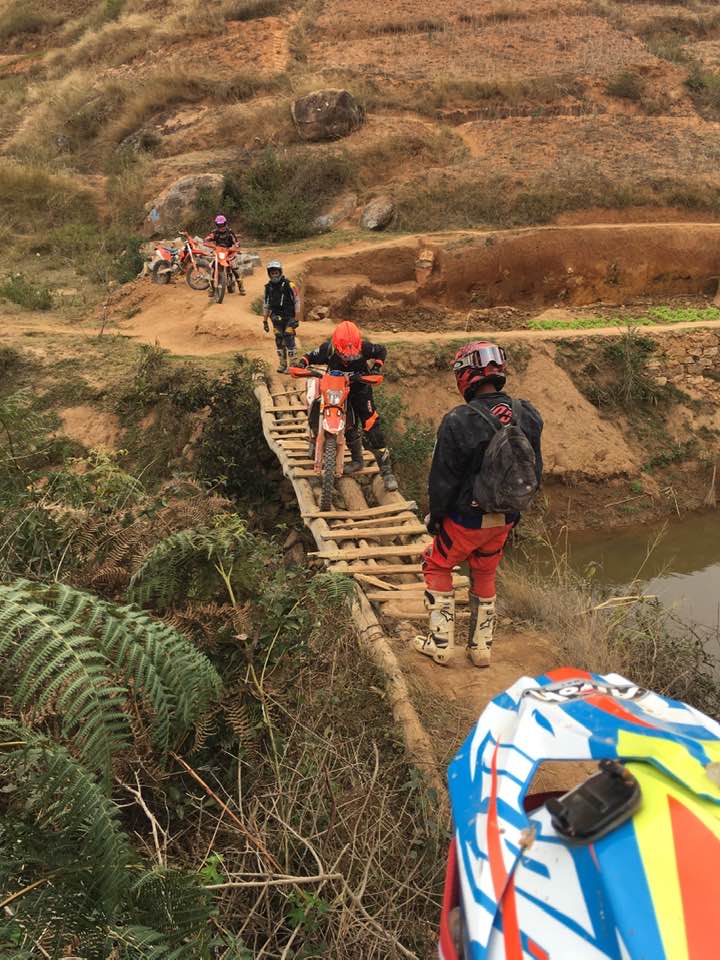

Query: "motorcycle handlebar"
<box><xmin>287</xmin><ymin>367</ymin><xmax>384</xmax><ymax>384</ymax></box>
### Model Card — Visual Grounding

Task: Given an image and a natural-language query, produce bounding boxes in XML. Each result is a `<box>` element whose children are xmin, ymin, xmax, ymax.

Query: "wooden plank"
<box><xmin>293</xmin><ymin>466</ymin><xmax>379</xmax><ymax>478</ymax></box>
<box><xmin>311</xmin><ymin>544</ymin><xmax>428</xmax><ymax>560</ymax></box>
<box><xmin>269</xmin><ymin>426</ymin><xmax>308</xmax><ymax>434</ymax></box>
<box><xmin>304</xmin><ymin>501</ymin><xmax>417</xmax><ymax>520</ymax></box>
<box><xmin>323</xmin><ymin>523</ymin><xmax>428</xmax><ymax>539</ymax></box>
<box><xmin>331</xmin><ymin>562</ymin><xmax>424</xmax><ymax>574</ymax></box>
<box><xmin>270</xmin><ymin>402</ymin><xmax>309</xmax><ymax>412</ymax></box>
<box><xmin>367</xmin><ymin>589</ymin><xmax>469</xmax><ymax>602</ymax></box>
<box><xmin>328</xmin><ymin>512</ymin><xmax>417</xmax><ymax>529</ymax></box>
<box><xmin>354</xmin><ymin>573</ymin><xmax>467</xmax><ymax>591</ymax></box>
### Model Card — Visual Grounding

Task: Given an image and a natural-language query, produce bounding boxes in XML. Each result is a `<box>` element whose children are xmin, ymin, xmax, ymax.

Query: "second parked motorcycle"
<box><xmin>150</xmin><ymin>232</ymin><xmax>212</xmax><ymax>290</ymax></box>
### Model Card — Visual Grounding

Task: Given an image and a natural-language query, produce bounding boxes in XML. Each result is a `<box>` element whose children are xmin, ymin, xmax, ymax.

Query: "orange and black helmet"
<box><xmin>331</xmin><ymin>320</ymin><xmax>363</xmax><ymax>361</ymax></box>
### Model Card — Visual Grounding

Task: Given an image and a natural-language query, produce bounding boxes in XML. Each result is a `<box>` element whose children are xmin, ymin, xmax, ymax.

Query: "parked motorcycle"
<box><xmin>289</xmin><ymin>367</ymin><xmax>383</xmax><ymax>511</ymax></box>
<box><xmin>150</xmin><ymin>233</ymin><xmax>212</xmax><ymax>290</ymax></box>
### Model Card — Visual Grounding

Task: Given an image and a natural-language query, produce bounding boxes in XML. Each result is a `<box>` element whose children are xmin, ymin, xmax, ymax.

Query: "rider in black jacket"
<box><xmin>296</xmin><ymin>320</ymin><xmax>398</xmax><ymax>492</ymax></box>
<box><xmin>416</xmin><ymin>341</ymin><xmax>543</xmax><ymax>670</ymax></box>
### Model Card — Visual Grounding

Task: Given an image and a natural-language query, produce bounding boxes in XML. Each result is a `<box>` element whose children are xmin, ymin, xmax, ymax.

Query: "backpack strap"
<box><xmin>468</xmin><ymin>399</ymin><xmax>502</xmax><ymax>433</ymax></box>
<box><xmin>510</xmin><ymin>398</ymin><xmax>524</xmax><ymax>426</ymax></box>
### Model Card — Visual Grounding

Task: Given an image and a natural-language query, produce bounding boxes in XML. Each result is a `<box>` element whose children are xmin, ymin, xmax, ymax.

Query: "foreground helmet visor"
<box><xmin>452</xmin><ymin>345</ymin><xmax>506</xmax><ymax>372</ymax></box>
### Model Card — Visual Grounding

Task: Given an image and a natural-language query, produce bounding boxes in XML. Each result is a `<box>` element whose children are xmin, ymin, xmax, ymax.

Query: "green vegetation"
<box><xmin>555</xmin><ymin>327</ymin><xmax>682</xmax><ymax>410</ymax></box>
<box><xmin>223</xmin><ymin>0</ymin><xmax>287</xmax><ymax>19</ymax></box>
<box><xmin>686</xmin><ymin>63</ymin><xmax>720</xmax><ymax>116</ymax></box>
<box><xmin>236</xmin><ymin>147</ymin><xmax>354</xmax><ymax>241</ymax></box>
<box><xmin>606</xmin><ymin>70</ymin><xmax>645</xmax><ymax>101</ymax></box>
<box><xmin>528</xmin><ymin>306</ymin><xmax>720</xmax><ymax>331</ymax></box>
<box><xmin>0</xmin><ymin>273</ymin><xmax>52</xmax><ymax>310</ymax></box>
<box><xmin>0</xmin><ymin>351</ymin><xmax>446</xmax><ymax>956</ymax></box>
<box><xmin>376</xmin><ymin>389</ymin><xmax>435</xmax><ymax>507</ymax></box>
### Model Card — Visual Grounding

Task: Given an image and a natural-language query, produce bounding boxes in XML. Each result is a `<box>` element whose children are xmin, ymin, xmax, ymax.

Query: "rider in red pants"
<box><xmin>415</xmin><ymin>341</ymin><xmax>543</xmax><ymax>668</ymax></box>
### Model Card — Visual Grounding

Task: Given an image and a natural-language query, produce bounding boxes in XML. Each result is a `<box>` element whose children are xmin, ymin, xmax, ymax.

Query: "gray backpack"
<box><xmin>470</xmin><ymin>398</ymin><xmax>538</xmax><ymax>513</ymax></box>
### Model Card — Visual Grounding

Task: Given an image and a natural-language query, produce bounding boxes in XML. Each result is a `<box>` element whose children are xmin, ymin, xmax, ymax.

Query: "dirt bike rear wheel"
<box><xmin>151</xmin><ymin>262</ymin><xmax>171</xmax><ymax>285</ymax></box>
<box><xmin>186</xmin><ymin>261</ymin><xmax>211</xmax><ymax>290</ymax></box>
<box><xmin>214</xmin><ymin>268</ymin><xmax>226</xmax><ymax>304</ymax></box>
<box><xmin>320</xmin><ymin>434</ymin><xmax>337</xmax><ymax>512</ymax></box>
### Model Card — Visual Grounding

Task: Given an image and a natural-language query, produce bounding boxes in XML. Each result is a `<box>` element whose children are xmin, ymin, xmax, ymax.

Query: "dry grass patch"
<box><xmin>499</xmin><ymin>557</ymin><xmax>720</xmax><ymax>718</ymax></box>
<box><xmin>0</xmin><ymin>162</ymin><xmax>96</xmax><ymax>230</ymax></box>
<box><xmin>223</xmin><ymin>0</ymin><xmax>288</xmax><ymax>18</ymax></box>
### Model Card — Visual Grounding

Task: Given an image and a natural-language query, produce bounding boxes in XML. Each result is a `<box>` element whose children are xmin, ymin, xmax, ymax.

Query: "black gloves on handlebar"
<box><xmin>296</xmin><ymin>357</ymin><xmax>309</xmax><ymax>368</ymax></box>
<box><xmin>368</xmin><ymin>361</ymin><xmax>384</xmax><ymax>373</ymax></box>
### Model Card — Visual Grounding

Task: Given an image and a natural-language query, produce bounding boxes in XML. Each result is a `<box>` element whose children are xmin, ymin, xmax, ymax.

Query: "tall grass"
<box><xmin>500</xmin><ymin>544</ymin><xmax>720</xmax><ymax>718</ymax></box>
<box><xmin>0</xmin><ymin>161</ymin><xmax>96</xmax><ymax>228</ymax></box>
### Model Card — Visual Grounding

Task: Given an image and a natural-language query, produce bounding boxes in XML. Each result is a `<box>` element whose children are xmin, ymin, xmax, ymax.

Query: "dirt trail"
<box><xmin>116</xmin><ymin>226</ymin><xmax>720</xmax><ymax>364</ymax></box>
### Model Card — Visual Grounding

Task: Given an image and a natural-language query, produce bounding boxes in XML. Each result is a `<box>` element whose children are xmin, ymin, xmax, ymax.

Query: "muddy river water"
<box><xmin>532</xmin><ymin>510</ymin><xmax>720</xmax><ymax>632</ymax></box>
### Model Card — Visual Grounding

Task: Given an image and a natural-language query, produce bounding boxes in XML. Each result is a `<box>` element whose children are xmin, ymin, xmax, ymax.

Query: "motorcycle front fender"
<box><xmin>322</xmin><ymin>408</ymin><xmax>345</xmax><ymax>434</ymax></box>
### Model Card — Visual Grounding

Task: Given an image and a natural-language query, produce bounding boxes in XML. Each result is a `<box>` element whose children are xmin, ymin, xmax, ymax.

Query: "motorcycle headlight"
<box><xmin>326</xmin><ymin>390</ymin><xmax>344</xmax><ymax>405</ymax></box>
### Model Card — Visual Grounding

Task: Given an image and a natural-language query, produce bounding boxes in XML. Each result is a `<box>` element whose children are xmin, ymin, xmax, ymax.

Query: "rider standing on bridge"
<box><xmin>415</xmin><ymin>341</ymin><xmax>543</xmax><ymax>669</ymax></box>
<box><xmin>295</xmin><ymin>320</ymin><xmax>398</xmax><ymax>493</ymax></box>
<box><xmin>263</xmin><ymin>260</ymin><xmax>300</xmax><ymax>373</ymax></box>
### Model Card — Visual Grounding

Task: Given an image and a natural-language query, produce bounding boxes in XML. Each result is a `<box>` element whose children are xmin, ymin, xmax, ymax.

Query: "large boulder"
<box><xmin>291</xmin><ymin>89</ymin><xmax>364</xmax><ymax>142</ymax></box>
<box><xmin>360</xmin><ymin>196</ymin><xmax>394</xmax><ymax>231</ymax></box>
<box><xmin>143</xmin><ymin>173</ymin><xmax>224</xmax><ymax>237</ymax></box>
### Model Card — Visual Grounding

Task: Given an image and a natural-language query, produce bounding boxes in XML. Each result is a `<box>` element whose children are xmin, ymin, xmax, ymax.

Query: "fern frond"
<box><xmin>112</xmin><ymin>870</ymin><xmax>213</xmax><ymax>958</ymax></box>
<box><xmin>37</xmin><ymin>582</ymin><xmax>223</xmax><ymax>753</ymax></box>
<box><xmin>128</xmin><ymin>515</ymin><xmax>257</xmax><ymax>611</ymax></box>
<box><xmin>0</xmin><ymin>580</ymin><xmax>222</xmax><ymax>778</ymax></box>
<box><xmin>0</xmin><ymin>720</ymin><xmax>132</xmax><ymax>911</ymax></box>
<box><xmin>0</xmin><ymin>581</ymin><xmax>129</xmax><ymax>778</ymax></box>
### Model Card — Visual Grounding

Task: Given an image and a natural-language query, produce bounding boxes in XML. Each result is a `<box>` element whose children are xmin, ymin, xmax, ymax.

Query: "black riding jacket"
<box><xmin>264</xmin><ymin>278</ymin><xmax>298</xmax><ymax>320</ymax></box>
<box><xmin>205</xmin><ymin>228</ymin><xmax>238</xmax><ymax>248</ymax></box>
<box><xmin>301</xmin><ymin>339</ymin><xmax>386</xmax><ymax>374</ymax></box>
<box><xmin>428</xmin><ymin>391</ymin><xmax>543</xmax><ymax>525</ymax></box>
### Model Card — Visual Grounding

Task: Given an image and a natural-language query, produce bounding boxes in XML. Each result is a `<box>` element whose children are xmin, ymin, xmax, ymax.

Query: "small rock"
<box><xmin>291</xmin><ymin>89</ymin><xmax>364</xmax><ymax>142</ymax></box>
<box><xmin>308</xmin><ymin>305</ymin><xmax>331</xmax><ymax>321</ymax></box>
<box><xmin>239</xmin><ymin>252</ymin><xmax>262</xmax><ymax>268</ymax></box>
<box><xmin>360</xmin><ymin>196</ymin><xmax>394</xmax><ymax>231</ymax></box>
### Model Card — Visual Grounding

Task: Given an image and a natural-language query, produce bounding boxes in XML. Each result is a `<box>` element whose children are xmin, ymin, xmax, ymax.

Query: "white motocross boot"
<box><xmin>467</xmin><ymin>595</ymin><xmax>495</xmax><ymax>668</ymax></box>
<box><xmin>413</xmin><ymin>590</ymin><xmax>455</xmax><ymax>665</ymax></box>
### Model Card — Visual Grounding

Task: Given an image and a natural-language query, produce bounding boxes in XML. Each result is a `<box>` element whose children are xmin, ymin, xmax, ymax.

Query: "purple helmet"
<box><xmin>214</xmin><ymin>215</ymin><xmax>227</xmax><ymax>226</ymax></box>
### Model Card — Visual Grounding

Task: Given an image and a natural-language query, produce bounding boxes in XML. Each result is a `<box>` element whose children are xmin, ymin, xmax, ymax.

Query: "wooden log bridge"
<box><xmin>254</xmin><ymin>374</ymin><xmax>454</xmax><ymax>810</ymax></box>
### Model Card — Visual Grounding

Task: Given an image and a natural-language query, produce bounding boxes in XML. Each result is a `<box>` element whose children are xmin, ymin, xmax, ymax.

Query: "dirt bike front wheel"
<box><xmin>214</xmin><ymin>268</ymin><xmax>226</xmax><ymax>304</ymax></box>
<box><xmin>320</xmin><ymin>434</ymin><xmax>337</xmax><ymax>512</ymax></box>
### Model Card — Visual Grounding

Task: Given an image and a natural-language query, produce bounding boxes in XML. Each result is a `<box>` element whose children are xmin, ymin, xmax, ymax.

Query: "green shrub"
<box><xmin>606</xmin><ymin>70</ymin><xmax>645</xmax><ymax>101</ymax></box>
<box><xmin>0</xmin><ymin>273</ymin><xmax>52</xmax><ymax>311</ymax></box>
<box><xmin>39</xmin><ymin>223</ymin><xmax>143</xmax><ymax>284</ymax></box>
<box><xmin>686</xmin><ymin>63</ymin><xmax>720</xmax><ymax>115</ymax></box>
<box><xmin>238</xmin><ymin>147</ymin><xmax>354</xmax><ymax>240</ymax></box>
<box><xmin>375</xmin><ymin>389</ymin><xmax>435</xmax><ymax>508</ymax></box>
<box><xmin>224</xmin><ymin>0</ymin><xmax>285</xmax><ymax>20</ymax></box>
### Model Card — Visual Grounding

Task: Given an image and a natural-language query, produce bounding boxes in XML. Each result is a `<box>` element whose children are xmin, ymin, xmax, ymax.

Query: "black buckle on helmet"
<box><xmin>546</xmin><ymin>760</ymin><xmax>641</xmax><ymax>844</ymax></box>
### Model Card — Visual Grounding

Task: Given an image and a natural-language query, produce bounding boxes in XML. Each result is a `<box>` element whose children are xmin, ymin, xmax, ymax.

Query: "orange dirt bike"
<box><xmin>207</xmin><ymin>244</ymin><xmax>241</xmax><ymax>304</ymax></box>
<box><xmin>151</xmin><ymin>232</ymin><xmax>212</xmax><ymax>289</ymax></box>
<box><xmin>289</xmin><ymin>366</ymin><xmax>384</xmax><ymax>511</ymax></box>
